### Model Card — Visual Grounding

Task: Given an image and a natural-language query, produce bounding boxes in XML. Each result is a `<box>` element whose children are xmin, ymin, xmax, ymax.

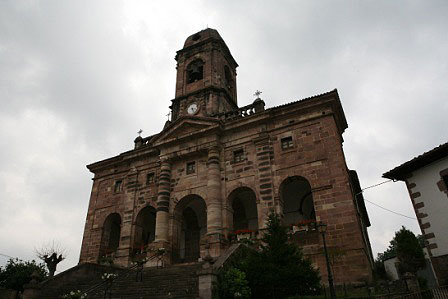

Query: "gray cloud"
<box><xmin>1</xmin><ymin>0</ymin><xmax>447</xmax><ymax>270</ymax></box>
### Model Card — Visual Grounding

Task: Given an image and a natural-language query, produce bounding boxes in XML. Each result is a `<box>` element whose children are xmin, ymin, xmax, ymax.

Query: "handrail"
<box><xmin>82</xmin><ymin>263</ymin><xmax>139</xmax><ymax>297</ymax></box>
<box><xmin>81</xmin><ymin>253</ymin><xmax>163</xmax><ymax>298</ymax></box>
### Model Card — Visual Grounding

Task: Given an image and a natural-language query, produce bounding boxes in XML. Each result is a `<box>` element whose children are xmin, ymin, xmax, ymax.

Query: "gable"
<box><xmin>152</xmin><ymin>117</ymin><xmax>221</xmax><ymax>146</ymax></box>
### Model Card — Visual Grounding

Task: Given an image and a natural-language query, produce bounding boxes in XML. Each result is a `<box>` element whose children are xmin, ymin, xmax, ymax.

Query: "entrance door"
<box><xmin>182</xmin><ymin>207</ymin><xmax>200</xmax><ymax>262</ymax></box>
<box><xmin>174</xmin><ymin>195</ymin><xmax>207</xmax><ymax>263</ymax></box>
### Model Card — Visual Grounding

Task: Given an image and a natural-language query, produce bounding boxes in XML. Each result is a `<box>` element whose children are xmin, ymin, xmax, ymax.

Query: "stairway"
<box><xmin>36</xmin><ymin>262</ymin><xmax>202</xmax><ymax>299</ymax></box>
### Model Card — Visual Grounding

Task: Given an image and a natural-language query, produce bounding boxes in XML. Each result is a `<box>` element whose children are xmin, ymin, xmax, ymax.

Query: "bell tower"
<box><xmin>170</xmin><ymin>29</ymin><xmax>238</xmax><ymax>121</ymax></box>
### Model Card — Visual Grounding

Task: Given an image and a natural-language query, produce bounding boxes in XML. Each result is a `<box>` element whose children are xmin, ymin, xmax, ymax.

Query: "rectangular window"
<box><xmin>186</xmin><ymin>162</ymin><xmax>196</xmax><ymax>174</ymax></box>
<box><xmin>146</xmin><ymin>173</ymin><xmax>155</xmax><ymax>185</ymax></box>
<box><xmin>114</xmin><ymin>180</ymin><xmax>123</xmax><ymax>193</ymax></box>
<box><xmin>281</xmin><ymin>136</ymin><xmax>294</xmax><ymax>150</ymax></box>
<box><xmin>233</xmin><ymin>149</ymin><xmax>244</xmax><ymax>163</ymax></box>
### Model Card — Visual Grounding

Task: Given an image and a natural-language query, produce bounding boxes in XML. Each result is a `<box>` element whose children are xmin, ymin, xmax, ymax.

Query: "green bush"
<box><xmin>0</xmin><ymin>258</ymin><xmax>47</xmax><ymax>292</ymax></box>
<box><xmin>217</xmin><ymin>267</ymin><xmax>251</xmax><ymax>299</ymax></box>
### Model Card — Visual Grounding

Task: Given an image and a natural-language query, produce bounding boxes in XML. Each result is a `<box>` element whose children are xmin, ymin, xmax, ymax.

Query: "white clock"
<box><xmin>187</xmin><ymin>103</ymin><xmax>198</xmax><ymax>115</ymax></box>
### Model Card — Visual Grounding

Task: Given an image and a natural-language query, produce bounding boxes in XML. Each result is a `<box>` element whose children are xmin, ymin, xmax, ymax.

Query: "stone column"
<box><xmin>155</xmin><ymin>160</ymin><xmax>171</xmax><ymax>243</ymax></box>
<box><xmin>207</xmin><ymin>147</ymin><xmax>222</xmax><ymax>233</ymax></box>
<box><xmin>206</xmin><ymin>147</ymin><xmax>224</xmax><ymax>257</ymax></box>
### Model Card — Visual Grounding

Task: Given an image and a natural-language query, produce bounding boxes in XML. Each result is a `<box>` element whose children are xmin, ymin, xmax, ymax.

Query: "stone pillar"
<box><xmin>198</xmin><ymin>258</ymin><xmax>217</xmax><ymax>299</ymax></box>
<box><xmin>206</xmin><ymin>147</ymin><xmax>225</xmax><ymax>257</ymax></box>
<box><xmin>404</xmin><ymin>272</ymin><xmax>420</xmax><ymax>293</ymax></box>
<box><xmin>22</xmin><ymin>271</ymin><xmax>41</xmax><ymax>299</ymax></box>
<box><xmin>114</xmin><ymin>167</ymin><xmax>141</xmax><ymax>267</ymax></box>
<box><xmin>155</xmin><ymin>160</ymin><xmax>171</xmax><ymax>243</ymax></box>
<box><xmin>207</xmin><ymin>147</ymin><xmax>222</xmax><ymax>233</ymax></box>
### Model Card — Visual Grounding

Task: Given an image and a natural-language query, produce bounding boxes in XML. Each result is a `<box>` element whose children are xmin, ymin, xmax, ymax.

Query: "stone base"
<box><xmin>22</xmin><ymin>283</ymin><xmax>41</xmax><ymax>299</ymax></box>
<box><xmin>149</xmin><ymin>240</ymin><xmax>171</xmax><ymax>266</ymax></box>
<box><xmin>114</xmin><ymin>246</ymin><xmax>132</xmax><ymax>267</ymax></box>
<box><xmin>198</xmin><ymin>261</ymin><xmax>217</xmax><ymax>299</ymax></box>
<box><xmin>431</xmin><ymin>254</ymin><xmax>448</xmax><ymax>284</ymax></box>
<box><xmin>202</xmin><ymin>233</ymin><xmax>227</xmax><ymax>259</ymax></box>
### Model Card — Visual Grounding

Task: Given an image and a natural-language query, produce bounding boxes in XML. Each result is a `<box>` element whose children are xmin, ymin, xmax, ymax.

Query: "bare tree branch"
<box><xmin>35</xmin><ymin>240</ymin><xmax>67</xmax><ymax>277</ymax></box>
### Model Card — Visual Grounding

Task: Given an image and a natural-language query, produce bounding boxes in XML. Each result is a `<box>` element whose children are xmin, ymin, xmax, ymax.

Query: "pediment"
<box><xmin>153</xmin><ymin>117</ymin><xmax>221</xmax><ymax>146</ymax></box>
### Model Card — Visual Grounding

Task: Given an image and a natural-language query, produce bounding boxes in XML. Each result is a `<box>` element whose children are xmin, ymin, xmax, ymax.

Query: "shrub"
<box><xmin>0</xmin><ymin>258</ymin><xmax>47</xmax><ymax>292</ymax></box>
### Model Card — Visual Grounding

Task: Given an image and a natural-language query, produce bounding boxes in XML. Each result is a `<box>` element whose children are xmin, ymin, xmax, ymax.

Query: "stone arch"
<box><xmin>279</xmin><ymin>176</ymin><xmax>315</xmax><ymax>226</ymax></box>
<box><xmin>133</xmin><ymin>205</ymin><xmax>156</xmax><ymax>250</ymax></box>
<box><xmin>186</xmin><ymin>59</ymin><xmax>204</xmax><ymax>84</ymax></box>
<box><xmin>100</xmin><ymin>213</ymin><xmax>122</xmax><ymax>256</ymax></box>
<box><xmin>172</xmin><ymin>194</ymin><xmax>207</xmax><ymax>263</ymax></box>
<box><xmin>228</xmin><ymin>187</ymin><xmax>259</xmax><ymax>231</ymax></box>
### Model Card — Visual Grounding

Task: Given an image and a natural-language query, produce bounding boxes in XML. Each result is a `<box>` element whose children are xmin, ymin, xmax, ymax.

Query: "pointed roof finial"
<box><xmin>254</xmin><ymin>90</ymin><xmax>262</xmax><ymax>99</ymax></box>
<box><xmin>137</xmin><ymin>129</ymin><xmax>143</xmax><ymax>137</ymax></box>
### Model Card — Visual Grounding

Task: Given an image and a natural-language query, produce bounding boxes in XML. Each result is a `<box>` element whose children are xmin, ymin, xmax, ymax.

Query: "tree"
<box><xmin>0</xmin><ymin>258</ymin><xmax>47</xmax><ymax>292</ymax></box>
<box><xmin>35</xmin><ymin>241</ymin><xmax>66</xmax><ymax>277</ymax></box>
<box><xmin>394</xmin><ymin>227</ymin><xmax>426</xmax><ymax>275</ymax></box>
<box><xmin>240</xmin><ymin>212</ymin><xmax>321</xmax><ymax>298</ymax></box>
<box><xmin>374</xmin><ymin>227</ymin><xmax>425</xmax><ymax>279</ymax></box>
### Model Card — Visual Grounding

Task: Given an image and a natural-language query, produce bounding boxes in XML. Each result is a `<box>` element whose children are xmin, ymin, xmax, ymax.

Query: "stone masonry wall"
<box><xmin>80</xmin><ymin>98</ymin><xmax>372</xmax><ymax>284</ymax></box>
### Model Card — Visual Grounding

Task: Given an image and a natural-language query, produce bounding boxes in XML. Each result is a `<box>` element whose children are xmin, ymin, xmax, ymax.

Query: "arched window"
<box><xmin>228</xmin><ymin>187</ymin><xmax>258</xmax><ymax>231</ymax></box>
<box><xmin>280</xmin><ymin>176</ymin><xmax>315</xmax><ymax>226</ymax></box>
<box><xmin>133</xmin><ymin>206</ymin><xmax>156</xmax><ymax>249</ymax></box>
<box><xmin>187</xmin><ymin>60</ymin><xmax>204</xmax><ymax>83</ymax></box>
<box><xmin>173</xmin><ymin>195</ymin><xmax>207</xmax><ymax>263</ymax></box>
<box><xmin>100</xmin><ymin>213</ymin><xmax>122</xmax><ymax>256</ymax></box>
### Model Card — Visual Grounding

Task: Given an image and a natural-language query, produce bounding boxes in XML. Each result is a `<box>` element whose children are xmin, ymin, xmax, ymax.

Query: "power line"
<box><xmin>355</xmin><ymin>179</ymin><xmax>416</xmax><ymax>220</ymax></box>
<box><xmin>0</xmin><ymin>253</ymin><xmax>14</xmax><ymax>259</ymax></box>
<box><xmin>360</xmin><ymin>179</ymin><xmax>392</xmax><ymax>192</ymax></box>
<box><xmin>364</xmin><ymin>199</ymin><xmax>416</xmax><ymax>220</ymax></box>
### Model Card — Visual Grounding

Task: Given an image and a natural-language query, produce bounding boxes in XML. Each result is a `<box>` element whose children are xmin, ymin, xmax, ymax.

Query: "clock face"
<box><xmin>187</xmin><ymin>103</ymin><xmax>198</xmax><ymax>115</ymax></box>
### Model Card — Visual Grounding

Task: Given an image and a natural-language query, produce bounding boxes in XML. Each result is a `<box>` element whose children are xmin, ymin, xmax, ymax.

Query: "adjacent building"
<box><xmin>383</xmin><ymin>142</ymin><xmax>448</xmax><ymax>284</ymax></box>
<box><xmin>79</xmin><ymin>28</ymin><xmax>373</xmax><ymax>285</ymax></box>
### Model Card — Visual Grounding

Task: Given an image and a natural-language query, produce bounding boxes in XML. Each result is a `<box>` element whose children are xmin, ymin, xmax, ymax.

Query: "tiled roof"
<box><xmin>383</xmin><ymin>142</ymin><xmax>448</xmax><ymax>181</ymax></box>
<box><xmin>269</xmin><ymin>89</ymin><xmax>338</xmax><ymax>110</ymax></box>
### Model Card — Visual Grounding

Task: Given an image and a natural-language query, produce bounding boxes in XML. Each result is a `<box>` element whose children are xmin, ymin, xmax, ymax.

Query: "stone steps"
<box><xmin>36</xmin><ymin>263</ymin><xmax>201</xmax><ymax>299</ymax></box>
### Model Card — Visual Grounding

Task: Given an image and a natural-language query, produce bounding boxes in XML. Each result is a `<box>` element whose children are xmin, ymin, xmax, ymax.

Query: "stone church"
<box><xmin>79</xmin><ymin>28</ymin><xmax>373</xmax><ymax>284</ymax></box>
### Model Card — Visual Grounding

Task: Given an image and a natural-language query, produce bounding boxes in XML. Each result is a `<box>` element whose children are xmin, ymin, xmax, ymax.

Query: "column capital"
<box><xmin>160</xmin><ymin>157</ymin><xmax>171</xmax><ymax>166</ymax></box>
<box><xmin>207</xmin><ymin>146</ymin><xmax>220</xmax><ymax>154</ymax></box>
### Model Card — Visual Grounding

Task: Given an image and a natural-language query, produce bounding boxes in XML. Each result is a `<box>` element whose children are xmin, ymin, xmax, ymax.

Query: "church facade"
<box><xmin>79</xmin><ymin>29</ymin><xmax>373</xmax><ymax>284</ymax></box>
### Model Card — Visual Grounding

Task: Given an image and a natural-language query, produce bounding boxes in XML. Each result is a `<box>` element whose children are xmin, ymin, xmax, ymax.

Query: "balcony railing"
<box><xmin>214</xmin><ymin>99</ymin><xmax>265</xmax><ymax>122</ymax></box>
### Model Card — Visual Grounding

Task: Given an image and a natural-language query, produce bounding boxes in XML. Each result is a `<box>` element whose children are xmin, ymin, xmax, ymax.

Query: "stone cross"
<box><xmin>137</xmin><ymin>129</ymin><xmax>143</xmax><ymax>136</ymax></box>
<box><xmin>254</xmin><ymin>90</ymin><xmax>262</xmax><ymax>98</ymax></box>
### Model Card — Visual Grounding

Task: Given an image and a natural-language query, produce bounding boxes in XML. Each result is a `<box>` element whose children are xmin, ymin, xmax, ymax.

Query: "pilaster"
<box><xmin>155</xmin><ymin>160</ymin><xmax>171</xmax><ymax>243</ymax></box>
<box><xmin>205</xmin><ymin>146</ymin><xmax>225</xmax><ymax>257</ymax></box>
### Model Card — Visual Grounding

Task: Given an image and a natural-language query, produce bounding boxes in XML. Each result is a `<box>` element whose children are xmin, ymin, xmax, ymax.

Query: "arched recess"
<box><xmin>228</xmin><ymin>187</ymin><xmax>258</xmax><ymax>231</ymax></box>
<box><xmin>279</xmin><ymin>176</ymin><xmax>316</xmax><ymax>226</ymax></box>
<box><xmin>224</xmin><ymin>65</ymin><xmax>234</xmax><ymax>90</ymax></box>
<box><xmin>133</xmin><ymin>206</ymin><xmax>156</xmax><ymax>250</ymax></box>
<box><xmin>100</xmin><ymin>213</ymin><xmax>122</xmax><ymax>256</ymax></box>
<box><xmin>186</xmin><ymin>59</ymin><xmax>204</xmax><ymax>83</ymax></box>
<box><xmin>172</xmin><ymin>195</ymin><xmax>207</xmax><ymax>263</ymax></box>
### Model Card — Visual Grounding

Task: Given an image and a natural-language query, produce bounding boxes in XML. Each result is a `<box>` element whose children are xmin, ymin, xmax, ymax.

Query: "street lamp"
<box><xmin>318</xmin><ymin>222</ymin><xmax>336</xmax><ymax>299</ymax></box>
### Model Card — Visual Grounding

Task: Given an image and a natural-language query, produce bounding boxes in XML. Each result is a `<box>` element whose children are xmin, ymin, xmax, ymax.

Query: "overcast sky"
<box><xmin>1</xmin><ymin>0</ymin><xmax>447</xmax><ymax>272</ymax></box>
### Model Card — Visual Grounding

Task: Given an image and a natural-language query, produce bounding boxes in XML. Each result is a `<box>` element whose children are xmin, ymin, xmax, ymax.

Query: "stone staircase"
<box><xmin>35</xmin><ymin>262</ymin><xmax>202</xmax><ymax>299</ymax></box>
